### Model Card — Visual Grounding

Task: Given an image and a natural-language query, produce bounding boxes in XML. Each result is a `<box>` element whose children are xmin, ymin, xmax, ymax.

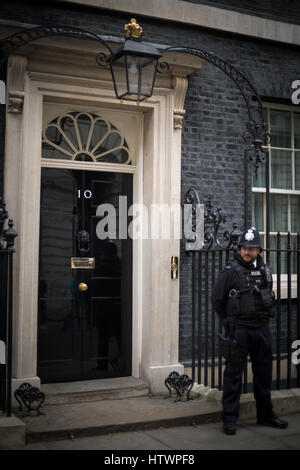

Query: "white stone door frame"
<box><xmin>4</xmin><ymin>43</ymin><xmax>203</xmax><ymax>395</ymax></box>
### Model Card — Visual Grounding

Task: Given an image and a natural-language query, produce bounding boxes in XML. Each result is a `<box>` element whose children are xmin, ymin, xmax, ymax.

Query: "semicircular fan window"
<box><xmin>42</xmin><ymin>112</ymin><xmax>131</xmax><ymax>165</ymax></box>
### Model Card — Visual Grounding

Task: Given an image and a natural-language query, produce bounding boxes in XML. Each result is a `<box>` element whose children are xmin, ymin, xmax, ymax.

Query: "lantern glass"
<box><xmin>111</xmin><ymin>51</ymin><xmax>158</xmax><ymax>102</ymax></box>
<box><xmin>110</xmin><ymin>54</ymin><xmax>128</xmax><ymax>99</ymax></box>
<box><xmin>140</xmin><ymin>58</ymin><xmax>157</xmax><ymax>96</ymax></box>
<box><xmin>127</xmin><ymin>55</ymin><xmax>157</xmax><ymax>100</ymax></box>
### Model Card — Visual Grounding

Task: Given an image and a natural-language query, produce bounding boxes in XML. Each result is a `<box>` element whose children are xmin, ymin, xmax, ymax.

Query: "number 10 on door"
<box><xmin>78</xmin><ymin>189</ymin><xmax>92</xmax><ymax>199</ymax></box>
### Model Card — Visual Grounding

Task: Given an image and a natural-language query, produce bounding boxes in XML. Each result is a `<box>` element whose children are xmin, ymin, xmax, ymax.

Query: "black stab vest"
<box><xmin>226</xmin><ymin>259</ymin><xmax>274</xmax><ymax>320</ymax></box>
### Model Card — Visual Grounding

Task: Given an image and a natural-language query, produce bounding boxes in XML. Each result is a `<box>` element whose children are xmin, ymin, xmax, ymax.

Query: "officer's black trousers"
<box><xmin>222</xmin><ymin>324</ymin><xmax>273</xmax><ymax>423</ymax></box>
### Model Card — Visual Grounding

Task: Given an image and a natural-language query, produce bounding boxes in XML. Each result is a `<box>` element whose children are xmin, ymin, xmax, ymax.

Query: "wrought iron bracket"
<box><xmin>203</xmin><ymin>197</ymin><xmax>229</xmax><ymax>250</ymax></box>
<box><xmin>161</xmin><ymin>45</ymin><xmax>270</xmax><ymax>173</ymax></box>
<box><xmin>185</xmin><ymin>190</ymin><xmax>242</xmax><ymax>251</ymax></box>
<box><xmin>14</xmin><ymin>382</ymin><xmax>45</xmax><ymax>417</ymax></box>
<box><xmin>0</xmin><ymin>25</ymin><xmax>113</xmax><ymax>66</ymax></box>
<box><xmin>0</xmin><ymin>27</ymin><xmax>269</xmax><ymax>171</ymax></box>
<box><xmin>0</xmin><ymin>197</ymin><xmax>17</xmax><ymax>252</ymax></box>
<box><xmin>164</xmin><ymin>371</ymin><xmax>194</xmax><ymax>402</ymax></box>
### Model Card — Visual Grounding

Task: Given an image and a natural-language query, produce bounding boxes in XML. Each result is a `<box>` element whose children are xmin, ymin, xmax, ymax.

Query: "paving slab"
<box><xmin>9</xmin><ymin>413</ymin><xmax>300</xmax><ymax>451</ymax></box>
<box><xmin>46</xmin><ymin>431</ymin><xmax>171</xmax><ymax>451</ymax></box>
<box><xmin>0</xmin><ymin>415</ymin><xmax>26</xmax><ymax>449</ymax></box>
<box><xmin>145</xmin><ymin>422</ymin><xmax>282</xmax><ymax>450</ymax></box>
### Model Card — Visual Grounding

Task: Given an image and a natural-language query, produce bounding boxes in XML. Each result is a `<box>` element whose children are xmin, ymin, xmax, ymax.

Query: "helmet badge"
<box><xmin>245</xmin><ymin>229</ymin><xmax>255</xmax><ymax>241</ymax></box>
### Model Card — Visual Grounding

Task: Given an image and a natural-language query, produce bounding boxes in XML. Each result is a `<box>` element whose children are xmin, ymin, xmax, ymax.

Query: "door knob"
<box><xmin>78</xmin><ymin>282</ymin><xmax>88</xmax><ymax>292</ymax></box>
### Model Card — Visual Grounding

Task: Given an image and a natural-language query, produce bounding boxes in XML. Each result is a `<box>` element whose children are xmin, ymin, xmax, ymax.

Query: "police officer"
<box><xmin>211</xmin><ymin>227</ymin><xmax>288</xmax><ymax>435</ymax></box>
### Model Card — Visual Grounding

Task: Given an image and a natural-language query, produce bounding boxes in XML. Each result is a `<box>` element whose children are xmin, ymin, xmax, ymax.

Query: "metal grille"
<box><xmin>186</xmin><ymin>191</ymin><xmax>300</xmax><ymax>392</ymax></box>
<box><xmin>0</xmin><ymin>199</ymin><xmax>17</xmax><ymax>416</ymax></box>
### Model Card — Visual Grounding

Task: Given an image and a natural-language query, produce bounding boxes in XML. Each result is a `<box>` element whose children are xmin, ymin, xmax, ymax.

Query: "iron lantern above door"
<box><xmin>1</xmin><ymin>19</ymin><xmax>162</xmax><ymax>105</ymax></box>
<box><xmin>108</xmin><ymin>19</ymin><xmax>162</xmax><ymax>104</ymax></box>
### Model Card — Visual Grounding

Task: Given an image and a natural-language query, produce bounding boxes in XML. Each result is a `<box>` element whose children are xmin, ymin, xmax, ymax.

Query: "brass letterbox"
<box><xmin>71</xmin><ymin>257</ymin><xmax>95</xmax><ymax>269</ymax></box>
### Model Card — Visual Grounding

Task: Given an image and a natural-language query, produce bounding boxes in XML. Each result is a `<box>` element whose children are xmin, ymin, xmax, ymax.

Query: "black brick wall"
<box><xmin>1</xmin><ymin>0</ymin><xmax>300</xmax><ymax>363</ymax></box>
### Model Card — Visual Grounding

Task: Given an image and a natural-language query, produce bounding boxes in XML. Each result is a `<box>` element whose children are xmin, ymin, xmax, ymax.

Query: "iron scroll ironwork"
<box><xmin>1</xmin><ymin>27</ymin><xmax>269</xmax><ymax>150</ymax></box>
<box><xmin>14</xmin><ymin>382</ymin><xmax>45</xmax><ymax>417</ymax></box>
<box><xmin>163</xmin><ymin>45</ymin><xmax>270</xmax><ymax>171</ymax></box>
<box><xmin>0</xmin><ymin>25</ymin><xmax>269</xmax><ymax>174</ymax></box>
<box><xmin>0</xmin><ymin>25</ymin><xmax>113</xmax><ymax>65</ymax></box>
<box><xmin>185</xmin><ymin>189</ymin><xmax>242</xmax><ymax>251</ymax></box>
<box><xmin>0</xmin><ymin>198</ymin><xmax>17</xmax><ymax>417</ymax></box>
<box><xmin>0</xmin><ymin>197</ymin><xmax>17</xmax><ymax>252</ymax></box>
<box><xmin>164</xmin><ymin>371</ymin><xmax>194</xmax><ymax>402</ymax></box>
<box><xmin>163</xmin><ymin>45</ymin><xmax>270</xmax><ymax>234</ymax></box>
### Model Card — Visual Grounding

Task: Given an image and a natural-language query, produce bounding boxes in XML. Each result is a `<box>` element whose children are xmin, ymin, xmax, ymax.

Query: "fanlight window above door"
<box><xmin>42</xmin><ymin>112</ymin><xmax>131</xmax><ymax>165</ymax></box>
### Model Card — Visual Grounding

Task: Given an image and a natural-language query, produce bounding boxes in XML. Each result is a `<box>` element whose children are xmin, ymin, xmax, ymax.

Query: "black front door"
<box><xmin>38</xmin><ymin>168</ymin><xmax>132</xmax><ymax>383</ymax></box>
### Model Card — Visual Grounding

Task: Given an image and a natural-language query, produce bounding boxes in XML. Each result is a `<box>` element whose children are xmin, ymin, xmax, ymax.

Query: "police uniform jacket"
<box><xmin>211</xmin><ymin>251</ymin><xmax>274</xmax><ymax>329</ymax></box>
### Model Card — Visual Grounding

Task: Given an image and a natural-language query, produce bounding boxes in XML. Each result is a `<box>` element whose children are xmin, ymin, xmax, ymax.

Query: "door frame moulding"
<box><xmin>5</xmin><ymin>51</ymin><xmax>193</xmax><ymax>396</ymax></box>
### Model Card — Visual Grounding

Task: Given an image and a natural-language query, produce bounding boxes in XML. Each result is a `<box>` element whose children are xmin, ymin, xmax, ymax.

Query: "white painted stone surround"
<box><xmin>3</xmin><ymin>35</ymin><xmax>203</xmax><ymax>397</ymax></box>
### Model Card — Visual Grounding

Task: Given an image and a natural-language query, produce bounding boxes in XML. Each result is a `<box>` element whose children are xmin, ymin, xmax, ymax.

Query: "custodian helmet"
<box><xmin>238</xmin><ymin>227</ymin><xmax>262</xmax><ymax>252</ymax></box>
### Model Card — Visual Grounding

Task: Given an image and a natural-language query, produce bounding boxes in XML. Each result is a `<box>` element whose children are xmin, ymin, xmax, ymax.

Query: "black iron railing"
<box><xmin>0</xmin><ymin>198</ymin><xmax>17</xmax><ymax>416</ymax></box>
<box><xmin>188</xmin><ymin>231</ymin><xmax>300</xmax><ymax>393</ymax></box>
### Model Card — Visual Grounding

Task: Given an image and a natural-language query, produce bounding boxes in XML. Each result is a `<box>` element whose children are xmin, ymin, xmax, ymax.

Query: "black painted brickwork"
<box><xmin>1</xmin><ymin>1</ymin><xmax>300</xmax><ymax>363</ymax></box>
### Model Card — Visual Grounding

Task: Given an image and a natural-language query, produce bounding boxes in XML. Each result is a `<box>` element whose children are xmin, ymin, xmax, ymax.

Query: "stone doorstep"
<box><xmin>4</xmin><ymin>384</ymin><xmax>300</xmax><ymax>447</ymax></box>
<box><xmin>41</xmin><ymin>377</ymin><xmax>150</xmax><ymax>406</ymax></box>
<box><xmin>21</xmin><ymin>387</ymin><xmax>300</xmax><ymax>444</ymax></box>
<box><xmin>22</xmin><ymin>396</ymin><xmax>223</xmax><ymax>444</ymax></box>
